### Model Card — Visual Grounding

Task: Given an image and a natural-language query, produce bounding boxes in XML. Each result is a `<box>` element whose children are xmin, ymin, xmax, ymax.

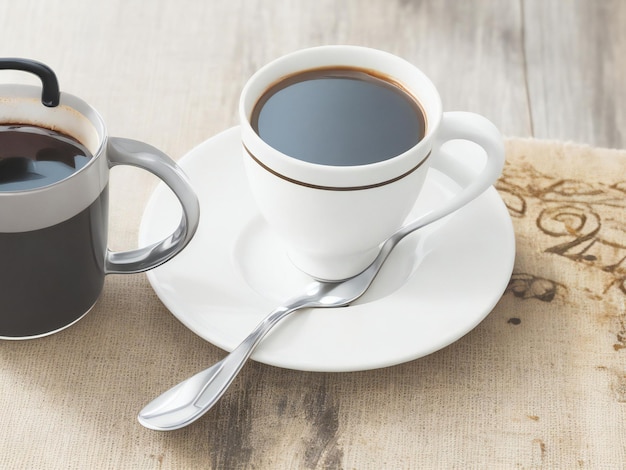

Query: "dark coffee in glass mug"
<box><xmin>250</xmin><ymin>66</ymin><xmax>426</xmax><ymax>166</ymax></box>
<box><xmin>0</xmin><ymin>124</ymin><xmax>93</xmax><ymax>190</ymax></box>
<box><xmin>0</xmin><ymin>59</ymin><xmax>200</xmax><ymax>339</ymax></box>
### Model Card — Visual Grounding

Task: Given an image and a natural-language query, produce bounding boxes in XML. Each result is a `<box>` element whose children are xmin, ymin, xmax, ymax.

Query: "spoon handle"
<box><xmin>138</xmin><ymin>293</ymin><xmax>315</xmax><ymax>430</ymax></box>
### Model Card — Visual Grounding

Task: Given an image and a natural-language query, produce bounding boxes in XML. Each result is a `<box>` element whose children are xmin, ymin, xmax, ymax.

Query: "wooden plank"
<box><xmin>523</xmin><ymin>0</ymin><xmax>626</xmax><ymax>149</ymax></box>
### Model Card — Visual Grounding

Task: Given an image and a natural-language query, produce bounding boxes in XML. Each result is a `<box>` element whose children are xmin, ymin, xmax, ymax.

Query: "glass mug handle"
<box><xmin>399</xmin><ymin>111</ymin><xmax>505</xmax><ymax>235</ymax></box>
<box><xmin>105</xmin><ymin>138</ymin><xmax>200</xmax><ymax>274</ymax></box>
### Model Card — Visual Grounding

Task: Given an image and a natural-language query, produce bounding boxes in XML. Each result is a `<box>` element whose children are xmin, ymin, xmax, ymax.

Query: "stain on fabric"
<box><xmin>611</xmin><ymin>374</ymin><xmax>626</xmax><ymax>402</ymax></box>
<box><xmin>303</xmin><ymin>382</ymin><xmax>344</xmax><ymax>469</ymax></box>
<box><xmin>613</xmin><ymin>317</ymin><xmax>626</xmax><ymax>352</ymax></box>
<box><xmin>506</xmin><ymin>273</ymin><xmax>562</xmax><ymax>302</ymax></box>
<box><xmin>208</xmin><ymin>375</ymin><xmax>254</xmax><ymax>469</ymax></box>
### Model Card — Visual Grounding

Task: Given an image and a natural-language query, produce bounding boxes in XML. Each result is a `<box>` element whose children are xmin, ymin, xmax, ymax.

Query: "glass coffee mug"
<box><xmin>0</xmin><ymin>59</ymin><xmax>200</xmax><ymax>339</ymax></box>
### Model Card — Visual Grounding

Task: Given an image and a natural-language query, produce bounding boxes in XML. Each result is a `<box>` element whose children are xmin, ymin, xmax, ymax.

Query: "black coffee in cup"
<box><xmin>0</xmin><ymin>190</ymin><xmax>108</xmax><ymax>337</ymax></box>
<box><xmin>250</xmin><ymin>66</ymin><xmax>426</xmax><ymax>167</ymax></box>
<box><xmin>0</xmin><ymin>123</ymin><xmax>105</xmax><ymax>337</ymax></box>
<box><xmin>0</xmin><ymin>124</ymin><xmax>93</xmax><ymax>191</ymax></box>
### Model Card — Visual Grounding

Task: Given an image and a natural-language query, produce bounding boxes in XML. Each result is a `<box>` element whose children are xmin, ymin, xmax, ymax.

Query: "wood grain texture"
<box><xmin>1</xmin><ymin>0</ymin><xmax>623</xmax><ymax>150</ymax></box>
<box><xmin>523</xmin><ymin>0</ymin><xmax>626</xmax><ymax>148</ymax></box>
<box><xmin>1</xmin><ymin>1</ymin><xmax>625</xmax><ymax>469</ymax></box>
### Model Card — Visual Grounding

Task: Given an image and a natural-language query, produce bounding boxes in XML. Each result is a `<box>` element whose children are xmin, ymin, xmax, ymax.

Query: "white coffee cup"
<box><xmin>240</xmin><ymin>45</ymin><xmax>504</xmax><ymax>281</ymax></box>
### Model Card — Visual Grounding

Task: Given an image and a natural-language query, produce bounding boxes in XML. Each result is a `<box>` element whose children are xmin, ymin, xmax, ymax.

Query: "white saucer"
<box><xmin>139</xmin><ymin>127</ymin><xmax>515</xmax><ymax>372</ymax></box>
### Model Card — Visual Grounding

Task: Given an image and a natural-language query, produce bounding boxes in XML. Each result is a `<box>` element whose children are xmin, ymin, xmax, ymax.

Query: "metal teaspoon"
<box><xmin>138</xmin><ymin>140</ymin><xmax>503</xmax><ymax>431</ymax></box>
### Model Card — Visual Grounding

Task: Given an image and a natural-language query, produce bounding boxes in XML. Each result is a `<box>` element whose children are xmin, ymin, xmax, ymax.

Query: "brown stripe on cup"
<box><xmin>244</xmin><ymin>144</ymin><xmax>431</xmax><ymax>191</ymax></box>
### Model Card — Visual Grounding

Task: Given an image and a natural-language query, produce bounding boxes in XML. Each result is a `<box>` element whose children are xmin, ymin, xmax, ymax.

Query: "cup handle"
<box><xmin>400</xmin><ymin>111</ymin><xmax>505</xmax><ymax>234</ymax></box>
<box><xmin>105</xmin><ymin>137</ymin><xmax>200</xmax><ymax>274</ymax></box>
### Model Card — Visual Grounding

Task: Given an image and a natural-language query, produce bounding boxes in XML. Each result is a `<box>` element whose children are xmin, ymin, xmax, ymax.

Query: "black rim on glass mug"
<box><xmin>0</xmin><ymin>58</ymin><xmax>200</xmax><ymax>339</ymax></box>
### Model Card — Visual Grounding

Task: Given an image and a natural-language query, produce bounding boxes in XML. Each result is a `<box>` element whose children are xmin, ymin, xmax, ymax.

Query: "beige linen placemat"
<box><xmin>1</xmin><ymin>138</ymin><xmax>625</xmax><ymax>469</ymax></box>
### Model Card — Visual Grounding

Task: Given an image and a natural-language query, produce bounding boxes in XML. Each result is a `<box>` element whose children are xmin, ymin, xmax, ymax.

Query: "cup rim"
<box><xmin>239</xmin><ymin>45</ymin><xmax>442</xmax><ymax>188</ymax></box>
<box><xmin>0</xmin><ymin>84</ymin><xmax>106</xmax><ymax>195</ymax></box>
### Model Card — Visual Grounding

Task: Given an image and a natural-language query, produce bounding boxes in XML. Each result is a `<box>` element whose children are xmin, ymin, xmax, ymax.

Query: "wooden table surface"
<box><xmin>2</xmin><ymin>0</ymin><xmax>623</xmax><ymax>155</ymax></box>
<box><xmin>1</xmin><ymin>1</ymin><xmax>625</xmax><ymax>469</ymax></box>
